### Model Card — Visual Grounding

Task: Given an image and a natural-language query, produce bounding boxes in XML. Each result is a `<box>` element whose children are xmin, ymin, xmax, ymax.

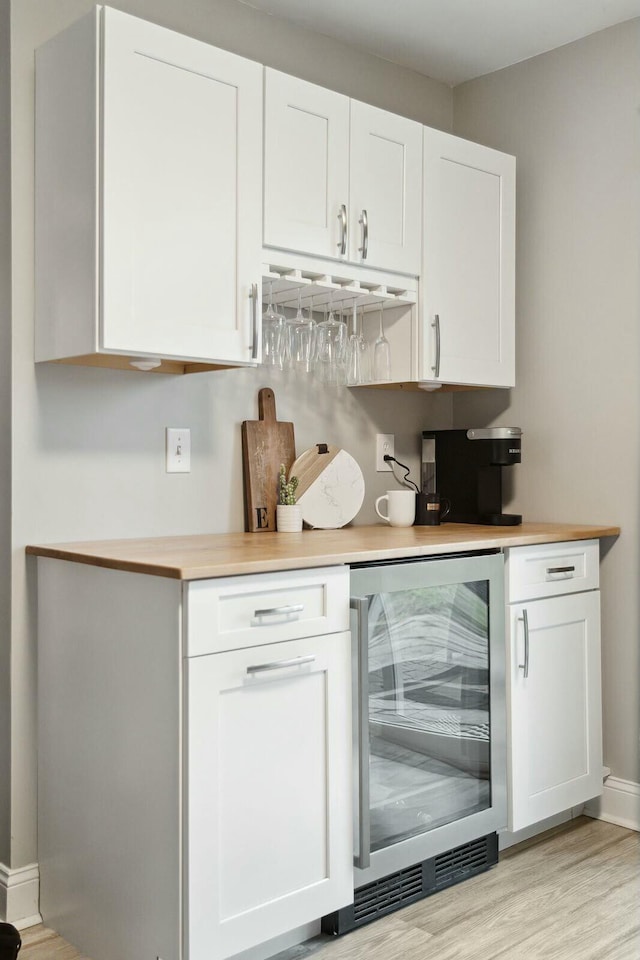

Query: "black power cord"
<box><xmin>383</xmin><ymin>455</ymin><xmax>420</xmax><ymax>493</ymax></box>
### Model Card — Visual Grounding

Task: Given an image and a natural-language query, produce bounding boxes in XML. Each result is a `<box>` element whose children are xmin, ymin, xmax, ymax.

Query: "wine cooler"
<box><xmin>323</xmin><ymin>551</ymin><xmax>506</xmax><ymax>934</ymax></box>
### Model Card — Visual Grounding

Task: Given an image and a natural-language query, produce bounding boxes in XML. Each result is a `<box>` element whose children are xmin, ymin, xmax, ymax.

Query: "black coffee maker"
<box><xmin>421</xmin><ymin>428</ymin><xmax>522</xmax><ymax>525</ymax></box>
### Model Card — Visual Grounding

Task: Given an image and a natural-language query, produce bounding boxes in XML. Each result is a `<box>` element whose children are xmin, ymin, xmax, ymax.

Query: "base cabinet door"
<box><xmin>508</xmin><ymin>592</ymin><xmax>602</xmax><ymax>832</ymax></box>
<box><xmin>186</xmin><ymin>632</ymin><xmax>353</xmax><ymax>960</ymax></box>
<box><xmin>421</xmin><ymin>128</ymin><xmax>515</xmax><ymax>387</ymax></box>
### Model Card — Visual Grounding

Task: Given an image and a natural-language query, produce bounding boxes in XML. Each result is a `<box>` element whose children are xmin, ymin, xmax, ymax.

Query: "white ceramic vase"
<box><xmin>276</xmin><ymin>504</ymin><xmax>303</xmax><ymax>532</ymax></box>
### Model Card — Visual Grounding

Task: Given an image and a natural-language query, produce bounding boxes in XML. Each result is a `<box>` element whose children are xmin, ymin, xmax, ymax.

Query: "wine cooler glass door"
<box><xmin>351</xmin><ymin>553</ymin><xmax>506</xmax><ymax>881</ymax></box>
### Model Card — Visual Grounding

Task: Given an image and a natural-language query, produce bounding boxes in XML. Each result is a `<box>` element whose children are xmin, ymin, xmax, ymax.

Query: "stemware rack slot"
<box><xmin>262</xmin><ymin>264</ymin><xmax>417</xmax><ymax>314</ymax></box>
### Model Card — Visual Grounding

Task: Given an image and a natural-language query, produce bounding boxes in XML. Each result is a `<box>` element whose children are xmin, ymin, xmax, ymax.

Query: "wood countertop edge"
<box><xmin>26</xmin><ymin>523</ymin><xmax>621</xmax><ymax>581</ymax></box>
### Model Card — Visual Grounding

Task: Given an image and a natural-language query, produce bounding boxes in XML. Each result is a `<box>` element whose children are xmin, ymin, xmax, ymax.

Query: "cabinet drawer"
<box><xmin>185</xmin><ymin>565</ymin><xmax>349</xmax><ymax>656</ymax></box>
<box><xmin>506</xmin><ymin>540</ymin><xmax>599</xmax><ymax>603</ymax></box>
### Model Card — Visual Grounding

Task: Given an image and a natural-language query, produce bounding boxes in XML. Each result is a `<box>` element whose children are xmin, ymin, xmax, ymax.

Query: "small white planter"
<box><xmin>276</xmin><ymin>504</ymin><xmax>303</xmax><ymax>532</ymax></box>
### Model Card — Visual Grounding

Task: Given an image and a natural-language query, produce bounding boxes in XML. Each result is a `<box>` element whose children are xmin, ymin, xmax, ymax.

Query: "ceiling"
<box><xmin>238</xmin><ymin>0</ymin><xmax>640</xmax><ymax>85</ymax></box>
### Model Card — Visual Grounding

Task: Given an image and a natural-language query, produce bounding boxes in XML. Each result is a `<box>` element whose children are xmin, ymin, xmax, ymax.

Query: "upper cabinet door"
<box><xmin>422</xmin><ymin>128</ymin><xmax>515</xmax><ymax>387</ymax></box>
<box><xmin>101</xmin><ymin>8</ymin><xmax>262</xmax><ymax>362</ymax></box>
<box><xmin>263</xmin><ymin>69</ymin><xmax>350</xmax><ymax>260</ymax></box>
<box><xmin>349</xmin><ymin>101</ymin><xmax>422</xmax><ymax>275</ymax></box>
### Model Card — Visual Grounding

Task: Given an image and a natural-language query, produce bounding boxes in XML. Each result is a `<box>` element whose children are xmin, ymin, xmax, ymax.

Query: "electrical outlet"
<box><xmin>376</xmin><ymin>433</ymin><xmax>394</xmax><ymax>471</ymax></box>
<box><xmin>166</xmin><ymin>428</ymin><xmax>191</xmax><ymax>473</ymax></box>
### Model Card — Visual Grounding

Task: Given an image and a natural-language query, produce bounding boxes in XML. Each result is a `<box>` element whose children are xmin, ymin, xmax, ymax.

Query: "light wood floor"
<box><xmin>18</xmin><ymin>817</ymin><xmax>639</xmax><ymax>960</ymax></box>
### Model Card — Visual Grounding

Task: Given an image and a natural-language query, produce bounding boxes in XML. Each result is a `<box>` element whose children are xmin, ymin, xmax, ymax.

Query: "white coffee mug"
<box><xmin>375</xmin><ymin>490</ymin><xmax>416</xmax><ymax>527</ymax></box>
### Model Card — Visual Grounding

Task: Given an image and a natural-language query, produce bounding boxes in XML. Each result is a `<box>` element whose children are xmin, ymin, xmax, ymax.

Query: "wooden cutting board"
<box><xmin>241</xmin><ymin>388</ymin><xmax>296</xmax><ymax>532</ymax></box>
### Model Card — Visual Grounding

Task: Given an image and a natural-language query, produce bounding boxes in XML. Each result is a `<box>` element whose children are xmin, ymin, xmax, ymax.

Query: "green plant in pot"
<box><xmin>277</xmin><ymin>464</ymin><xmax>302</xmax><ymax>531</ymax></box>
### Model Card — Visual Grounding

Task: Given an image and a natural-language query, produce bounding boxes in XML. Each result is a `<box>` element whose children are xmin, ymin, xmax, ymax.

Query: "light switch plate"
<box><xmin>166</xmin><ymin>428</ymin><xmax>191</xmax><ymax>473</ymax></box>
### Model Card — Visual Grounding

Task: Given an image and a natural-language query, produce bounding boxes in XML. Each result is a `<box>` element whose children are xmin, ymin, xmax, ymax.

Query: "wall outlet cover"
<box><xmin>376</xmin><ymin>434</ymin><xmax>394</xmax><ymax>471</ymax></box>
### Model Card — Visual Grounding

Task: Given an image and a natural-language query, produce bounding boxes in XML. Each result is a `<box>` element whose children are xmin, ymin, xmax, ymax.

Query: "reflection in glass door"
<box><xmin>366</xmin><ymin>579</ymin><xmax>491</xmax><ymax>852</ymax></box>
<box><xmin>350</xmin><ymin>551</ymin><xmax>506</xmax><ymax>881</ymax></box>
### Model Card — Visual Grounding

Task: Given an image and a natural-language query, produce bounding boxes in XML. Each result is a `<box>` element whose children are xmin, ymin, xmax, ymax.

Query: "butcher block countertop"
<box><xmin>26</xmin><ymin>521</ymin><xmax>619</xmax><ymax>581</ymax></box>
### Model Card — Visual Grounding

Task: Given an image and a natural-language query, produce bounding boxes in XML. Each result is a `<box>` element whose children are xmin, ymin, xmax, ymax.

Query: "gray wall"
<box><xmin>6</xmin><ymin>0</ymin><xmax>454</xmax><ymax>868</ymax></box>
<box><xmin>452</xmin><ymin>20</ymin><xmax>640</xmax><ymax>784</ymax></box>
<box><xmin>0</xmin><ymin>0</ymin><xmax>12</xmax><ymax>869</ymax></box>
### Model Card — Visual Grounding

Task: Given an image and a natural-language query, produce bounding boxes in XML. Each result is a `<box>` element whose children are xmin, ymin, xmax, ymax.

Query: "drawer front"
<box><xmin>506</xmin><ymin>540</ymin><xmax>599</xmax><ymax>603</ymax></box>
<box><xmin>185</xmin><ymin>565</ymin><xmax>349</xmax><ymax>656</ymax></box>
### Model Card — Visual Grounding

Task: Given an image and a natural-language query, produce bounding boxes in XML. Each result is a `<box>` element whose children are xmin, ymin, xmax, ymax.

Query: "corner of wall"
<box><xmin>584</xmin><ymin>777</ymin><xmax>640</xmax><ymax>832</ymax></box>
<box><xmin>0</xmin><ymin>862</ymin><xmax>42</xmax><ymax>928</ymax></box>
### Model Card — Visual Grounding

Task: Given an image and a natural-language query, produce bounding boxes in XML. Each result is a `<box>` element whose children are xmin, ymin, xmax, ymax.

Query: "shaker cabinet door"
<box><xmin>102</xmin><ymin>8</ymin><xmax>262</xmax><ymax>362</ymax></box>
<box><xmin>263</xmin><ymin>69</ymin><xmax>350</xmax><ymax>260</ymax></box>
<box><xmin>422</xmin><ymin>128</ymin><xmax>515</xmax><ymax>387</ymax></box>
<box><xmin>186</xmin><ymin>632</ymin><xmax>352</xmax><ymax>960</ymax></box>
<box><xmin>349</xmin><ymin>101</ymin><xmax>422</xmax><ymax>275</ymax></box>
<box><xmin>36</xmin><ymin>7</ymin><xmax>262</xmax><ymax>370</ymax></box>
<box><xmin>508</xmin><ymin>592</ymin><xmax>603</xmax><ymax>832</ymax></box>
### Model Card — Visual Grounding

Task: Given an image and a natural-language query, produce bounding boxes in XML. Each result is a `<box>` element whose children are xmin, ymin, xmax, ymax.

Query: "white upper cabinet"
<box><xmin>421</xmin><ymin>128</ymin><xmax>516</xmax><ymax>388</ymax></box>
<box><xmin>263</xmin><ymin>70</ymin><xmax>422</xmax><ymax>276</ymax></box>
<box><xmin>349</xmin><ymin>100</ymin><xmax>422</xmax><ymax>275</ymax></box>
<box><xmin>36</xmin><ymin>7</ymin><xmax>263</xmax><ymax>372</ymax></box>
<box><xmin>263</xmin><ymin>70</ymin><xmax>350</xmax><ymax>261</ymax></box>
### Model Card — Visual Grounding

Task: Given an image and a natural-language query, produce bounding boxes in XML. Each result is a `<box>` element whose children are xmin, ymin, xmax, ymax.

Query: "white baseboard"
<box><xmin>0</xmin><ymin>862</ymin><xmax>42</xmax><ymax>928</ymax></box>
<box><xmin>584</xmin><ymin>776</ymin><xmax>640</xmax><ymax>831</ymax></box>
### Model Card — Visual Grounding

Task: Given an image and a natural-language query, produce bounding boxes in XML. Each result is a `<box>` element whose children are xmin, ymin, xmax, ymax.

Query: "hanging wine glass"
<box><xmin>262</xmin><ymin>282</ymin><xmax>285</xmax><ymax>369</ymax></box>
<box><xmin>346</xmin><ymin>301</ymin><xmax>362</xmax><ymax>386</ymax></box>
<box><xmin>289</xmin><ymin>289</ymin><xmax>316</xmax><ymax>374</ymax></box>
<box><xmin>314</xmin><ymin>293</ymin><xmax>347</xmax><ymax>384</ymax></box>
<box><xmin>357</xmin><ymin>306</ymin><xmax>371</xmax><ymax>383</ymax></box>
<box><xmin>373</xmin><ymin>304</ymin><xmax>391</xmax><ymax>381</ymax></box>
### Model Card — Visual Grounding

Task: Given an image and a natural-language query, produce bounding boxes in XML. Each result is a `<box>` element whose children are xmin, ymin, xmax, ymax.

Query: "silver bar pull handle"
<box><xmin>431</xmin><ymin>314</ymin><xmax>441</xmax><ymax>377</ymax></box>
<box><xmin>546</xmin><ymin>565</ymin><xmax>576</xmax><ymax>576</ymax></box>
<box><xmin>247</xmin><ymin>655</ymin><xmax>315</xmax><ymax>675</ymax></box>
<box><xmin>337</xmin><ymin>203</ymin><xmax>347</xmax><ymax>255</ymax></box>
<box><xmin>358</xmin><ymin>209</ymin><xmax>368</xmax><ymax>260</ymax></box>
<box><xmin>250</xmin><ymin>283</ymin><xmax>259</xmax><ymax>361</ymax></box>
<box><xmin>251</xmin><ymin>603</ymin><xmax>304</xmax><ymax>626</ymax></box>
<box><xmin>351</xmin><ymin>596</ymin><xmax>371</xmax><ymax>871</ymax></box>
<box><xmin>518</xmin><ymin>608</ymin><xmax>530</xmax><ymax>679</ymax></box>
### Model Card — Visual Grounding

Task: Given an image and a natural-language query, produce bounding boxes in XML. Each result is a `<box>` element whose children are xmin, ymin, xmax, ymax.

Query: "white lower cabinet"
<box><xmin>186</xmin><ymin>632</ymin><xmax>352</xmax><ymax>960</ymax></box>
<box><xmin>506</xmin><ymin>542</ymin><xmax>603</xmax><ymax>832</ymax></box>
<box><xmin>36</xmin><ymin>560</ymin><xmax>352</xmax><ymax>960</ymax></box>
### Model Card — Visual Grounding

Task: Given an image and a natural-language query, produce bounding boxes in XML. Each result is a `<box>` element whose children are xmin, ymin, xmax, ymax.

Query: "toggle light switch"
<box><xmin>166</xmin><ymin>428</ymin><xmax>191</xmax><ymax>473</ymax></box>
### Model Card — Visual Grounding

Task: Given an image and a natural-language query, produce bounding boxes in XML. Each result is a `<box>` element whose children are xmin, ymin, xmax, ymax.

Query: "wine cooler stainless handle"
<box><xmin>337</xmin><ymin>204</ymin><xmax>347</xmax><ymax>255</ymax></box>
<box><xmin>251</xmin><ymin>603</ymin><xmax>304</xmax><ymax>624</ymax></box>
<box><xmin>431</xmin><ymin>314</ymin><xmax>441</xmax><ymax>377</ymax></box>
<box><xmin>358</xmin><ymin>209</ymin><xmax>369</xmax><ymax>260</ymax></box>
<box><xmin>546</xmin><ymin>565</ymin><xmax>575</xmax><ymax>575</ymax></box>
<box><xmin>246</xmin><ymin>654</ymin><xmax>315</xmax><ymax>675</ymax></box>
<box><xmin>351</xmin><ymin>596</ymin><xmax>371</xmax><ymax>871</ymax></box>
<box><xmin>518</xmin><ymin>608</ymin><xmax>530</xmax><ymax>679</ymax></box>
<box><xmin>250</xmin><ymin>283</ymin><xmax>259</xmax><ymax>361</ymax></box>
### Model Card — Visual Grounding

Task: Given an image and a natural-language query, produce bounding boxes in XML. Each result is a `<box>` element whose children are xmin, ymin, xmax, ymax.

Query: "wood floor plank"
<box><xmin>18</xmin><ymin>818</ymin><xmax>640</xmax><ymax>960</ymax></box>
